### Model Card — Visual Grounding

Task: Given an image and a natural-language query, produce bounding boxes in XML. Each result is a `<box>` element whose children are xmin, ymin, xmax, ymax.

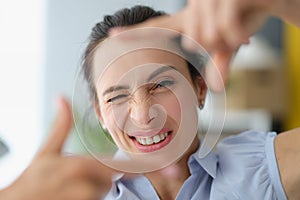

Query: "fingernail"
<box><xmin>206</xmin><ymin>62</ymin><xmax>225</xmax><ymax>92</ymax></box>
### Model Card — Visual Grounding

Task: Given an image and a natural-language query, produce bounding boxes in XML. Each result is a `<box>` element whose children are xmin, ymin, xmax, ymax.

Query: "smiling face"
<box><xmin>92</xmin><ymin>48</ymin><xmax>205</xmax><ymax>153</ymax></box>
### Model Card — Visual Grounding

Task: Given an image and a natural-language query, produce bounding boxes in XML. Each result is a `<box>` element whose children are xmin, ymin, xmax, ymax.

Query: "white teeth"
<box><xmin>160</xmin><ymin>134</ymin><xmax>165</xmax><ymax>140</ymax></box>
<box><xmin>136</xmin><ymin>138</ymin><xmax>142</xmax><ymax>144</ymax></box>
<box><xmin>153</xmin><ymin>135</ymin><xmax>160</xmax><ymax>143</ymax></box>
<box><xmin>135</xmin><ymin>132</ymin><xmax>169</xmax><ymax>146</ymax></box>
<box><xmin>146</xmin><ymin>137</ymin><xmax>153</xmax><ymax>145</ymax></box>
<box><xmin>141</xmin><ymin>138</ymin><xmax>146</xmax><ymax>144</ymax></box>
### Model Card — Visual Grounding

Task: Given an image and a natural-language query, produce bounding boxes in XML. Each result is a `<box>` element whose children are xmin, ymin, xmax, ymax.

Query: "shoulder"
<box><xmin>275</xmin><ymin>127</ymin><xmax>300</xmax><ymax>199</ymax></box>
<box><xmin>216</xmin><ymin>130</ymin><xmax>277</xmax><ymax>175</ymax></box>
<box><xmin>211</xmin><ymin>130</ymin><xmax>287</xmax><ymax>200</ymax></box>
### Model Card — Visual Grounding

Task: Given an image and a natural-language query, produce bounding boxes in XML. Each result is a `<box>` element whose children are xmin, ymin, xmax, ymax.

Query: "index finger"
<box><xmin>37</xmin><ymin>96</ymin><xmax>73</xmax><ymax>156</ymax></box>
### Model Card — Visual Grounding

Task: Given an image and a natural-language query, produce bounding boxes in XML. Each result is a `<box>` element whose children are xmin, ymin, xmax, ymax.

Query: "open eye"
<box><xmin>106</xmin><ymin>94</ymin><xmax>129</xmax><ymax>104</ymax></box>
<box><xmin>153</xmin><ymin>79</ymin><xmax>175</xmax><ymax>89</ymax></box>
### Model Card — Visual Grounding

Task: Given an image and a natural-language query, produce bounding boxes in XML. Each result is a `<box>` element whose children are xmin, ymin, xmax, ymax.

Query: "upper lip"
<box><xmin>128</xmin><ymin>128</ymin><xmax>171</xmax><ymax>138</ymax></box>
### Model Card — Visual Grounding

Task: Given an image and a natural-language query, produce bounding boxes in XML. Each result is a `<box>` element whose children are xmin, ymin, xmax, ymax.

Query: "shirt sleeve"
<box><xmin>211</xmin><ymin>130</ymin><xmax>287</xmax><ymax>200</ymax></box>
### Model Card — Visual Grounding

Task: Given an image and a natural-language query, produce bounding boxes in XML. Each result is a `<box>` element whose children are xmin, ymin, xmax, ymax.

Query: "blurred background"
<box><xmin>0</xmin><ymin>0</ymin><xmax>299</xmax><ymax>188</ymax></box>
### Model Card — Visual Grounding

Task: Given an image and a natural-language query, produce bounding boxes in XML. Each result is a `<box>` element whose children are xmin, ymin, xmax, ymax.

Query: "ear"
<box><xmin>193</xmin><ymin>75</ymin><xmax>207</xmax><ymax>106</ymax></box>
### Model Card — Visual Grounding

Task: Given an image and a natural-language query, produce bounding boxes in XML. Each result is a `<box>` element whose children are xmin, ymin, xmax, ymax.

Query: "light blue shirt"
<box><xmin>104</xmin><ymin>131</ymin><xmax>287</xmax><ymax>200</ymax></box>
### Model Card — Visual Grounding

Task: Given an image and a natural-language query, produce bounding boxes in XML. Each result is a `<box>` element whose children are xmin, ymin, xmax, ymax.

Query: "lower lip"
<box><xmin>132</xmin><ymin>132</ymin><xmax>173</xmax><ymax>153</ymax></box>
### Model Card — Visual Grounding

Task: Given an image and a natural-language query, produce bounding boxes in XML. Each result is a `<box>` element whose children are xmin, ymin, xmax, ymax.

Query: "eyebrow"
<box><xmin>146</xmin><ymin>65</ymin><xmax>177</xmax><ymax>82</ymax></box>
<box><xmin>102</xmin><ymin>85</ymin><xmax>130</xmax><ymax>96</ymax></box>
<box><xmin>102</xmin><ymin>65</ymin><xmax>177</xmax><ymax>97</ymax></box>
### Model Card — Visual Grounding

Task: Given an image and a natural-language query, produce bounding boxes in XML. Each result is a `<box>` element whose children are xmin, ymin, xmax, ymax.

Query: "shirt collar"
<box><xmin>112</xmin><ymin>144</ymin><xmax>218</xmax><ymax>182</ymax></box>
<box><xmin>189</xmin><ymin>145</ymin><xmax>218</xmax><ymax>178</ymax></box>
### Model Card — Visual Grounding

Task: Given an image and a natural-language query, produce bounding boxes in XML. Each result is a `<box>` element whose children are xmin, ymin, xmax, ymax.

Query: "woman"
<box><xmin>81</xmin><ymin>5</ymin><xmax>299</xmax><ymax>200</ymax></box>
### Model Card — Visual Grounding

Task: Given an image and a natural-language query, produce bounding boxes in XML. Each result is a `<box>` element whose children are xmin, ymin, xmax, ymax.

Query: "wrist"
<box><xmin>268</xmin><ymin>0</ymin><xmax>285</xmax><ymax>18</ymax></box>
<box><xmin>0</xmin><ymin>186</ymin><xmax>16</xmax><ymax>200</ymax></box>
<box><xmin>269</xmin><ymin>0</ymin><xmax>300</xmax><ymax>26</ymax></box>
<box><xmin>0</xmin><ymin>184</ymin><xmax>30</xmax><ymax>200</ymax></box>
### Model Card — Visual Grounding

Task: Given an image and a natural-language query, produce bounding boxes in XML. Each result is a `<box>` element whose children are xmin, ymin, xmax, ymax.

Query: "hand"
<box><xmin>0</xmin><ymin>97</ymin><xmax>115</xmax><ymax>200</ymax></box>
<box><xmin>109</xmin><ymin>0</ymin><xmax>288</xmax><ymax>91</ymax></box>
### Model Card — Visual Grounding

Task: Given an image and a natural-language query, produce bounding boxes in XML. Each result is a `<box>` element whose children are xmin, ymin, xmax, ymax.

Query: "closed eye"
<box><xmin>106</xmin><ymin>94</ymin><xmax>128</xmax><ymax>103</ymax></box>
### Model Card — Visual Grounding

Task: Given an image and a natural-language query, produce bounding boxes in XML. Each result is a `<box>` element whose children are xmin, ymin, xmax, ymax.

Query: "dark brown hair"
<box><xmin>82</xmin><ymin>5</ymin><xmax>201</xmax><ymax>102</ymax></box>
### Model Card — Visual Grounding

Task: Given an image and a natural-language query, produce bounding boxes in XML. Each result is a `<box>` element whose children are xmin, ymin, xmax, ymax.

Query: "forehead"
<box><xmin>93</xmin><ymin>48</ymin><xmax>190</xmax><ymax>92</ymax></box>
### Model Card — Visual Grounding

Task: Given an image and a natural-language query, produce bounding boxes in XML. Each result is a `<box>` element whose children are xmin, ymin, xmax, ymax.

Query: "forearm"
<box><xmin>0</xmin><ymin>185</ymin><xmax>23</xmax><ymax>200</ymax></box>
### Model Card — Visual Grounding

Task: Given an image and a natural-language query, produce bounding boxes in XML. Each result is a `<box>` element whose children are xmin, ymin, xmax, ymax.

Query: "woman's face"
<box><xmin>93</xmin><ymin>48</ymin><xmax>204</xmax><ymax>153</ymax></box>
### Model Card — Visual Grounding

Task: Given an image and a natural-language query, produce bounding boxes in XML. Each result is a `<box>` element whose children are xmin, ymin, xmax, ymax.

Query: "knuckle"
<box><xmin>64</xmin><ymin>162</ymin><xmax>86</xmax><ymax>178</ymax></box>
<box><xmin>204</xmin><ymin>29</ymin><xmax>220</xmax><ymax>48</ymax></box>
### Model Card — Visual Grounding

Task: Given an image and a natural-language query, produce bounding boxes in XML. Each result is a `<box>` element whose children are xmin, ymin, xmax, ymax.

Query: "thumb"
<box><xmin>38</xmin><ymin>96</ymin><xmax>73</xmax><ymax>156</ymax></box>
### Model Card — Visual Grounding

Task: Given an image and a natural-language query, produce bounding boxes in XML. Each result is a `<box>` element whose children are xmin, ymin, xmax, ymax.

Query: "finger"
<box><xmin>38</xmin><ymin>96</ymin><xmax>73</xmax><ymax>156</ymax></box>
<box><xmin>201</xmin><ymin>0</ymin><xmax>220</xmax><ymax>49</ymax></box>
<box><xmin>181</xmin><ymin>0</ymin><xmax>208</xmax><ymax>51</ymax></box>
<box><xmin>181</xmin><ymin>0</ymin><xmax>229</xmax><ymax>52</ymax></box>
<box><xmin>217</xmin><ymin>0</ymin><xmax>246</xmax><ymax>49</ymax></box>
<box><xmin>206</xmin><ymin>49</ymin><xmax>235</xmax><ymax>92</ymax></box>
<box><xmin>218</xmin><ymin>0</ymin><xmax>268</xmax><ymax>49</ymax></box>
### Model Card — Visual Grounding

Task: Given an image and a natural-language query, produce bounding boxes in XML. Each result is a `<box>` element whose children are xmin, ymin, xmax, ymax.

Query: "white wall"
<box><xmin>0</xmin><ymin>0</ymin><xmax>184</xmax><ymax>188</ymax></box>
<box><xmin>0</xmin><ymin>0</ymin><xmax>45</xmax><ymax>188</ymax></box>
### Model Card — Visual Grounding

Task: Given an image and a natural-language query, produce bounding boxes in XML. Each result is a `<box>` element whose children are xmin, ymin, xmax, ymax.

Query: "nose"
<box><xmin>129</xmin><ymin>89</ymin><xmax>153</xmax><ymax>126</ymax></box>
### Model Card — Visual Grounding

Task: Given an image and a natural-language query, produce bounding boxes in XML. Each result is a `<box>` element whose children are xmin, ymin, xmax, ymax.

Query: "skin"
<box><xmin>109</xmin><ymin>0</ymin><xmax>300</xmax><ymax>91</ymax></box>
<box><xmin>109</xmin><ymin>1</ymin><xmax>300</xmax><ymax>198</ymax></box>
<box><xmin>1</xmin><ymin>0</ymin><xmax>300</xmax><ymax>198</ymax></box>
<box><xmin>144</xmin><ymin>138</ymin><xmax>200</xmax><ymax>199</ymax></box>
<box><xmin>275</xmin><ymin>128</ymin><xmax>300</xmax><ymax>200</ymax></box>
<box><xmin>94</xmin><ymin>49</ymin><xmax>202</xmax><ymax>151</ymax></box>
<box><xmin>93</xmin><ymin>48</ymin><xmax>206</xmax><ymax>198</ymax></box>
<box><xmin>1</xmin><ymin>75</ymin><xmax>298</xmax><ymax>200</ymax></box>
<box><xmin>0</xmin><ymin>97</ymin><xmax>116</xmax><ymax>200</ymax></box>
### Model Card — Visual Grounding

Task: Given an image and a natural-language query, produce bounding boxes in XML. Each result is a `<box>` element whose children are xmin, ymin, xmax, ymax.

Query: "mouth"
<box><xmin>129</xmin><ymin>130</ymin><xmax>173</xmax><ymax>153</ymax></box>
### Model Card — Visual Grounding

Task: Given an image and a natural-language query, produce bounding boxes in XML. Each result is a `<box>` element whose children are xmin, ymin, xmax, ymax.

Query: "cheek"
<box><xmin>154</xmin><ymin>93</ymin><xmax>181</xmax><ymax>124</ymax></box>
<box><xmin>100</xmin><ymin>103</ymin><xmax>130</xmax><ymax>138</ymax></box>
<box><xmin>99</xmin><ymin>105</ymin><xmax>119</xmax><ymax>133</ymax></box>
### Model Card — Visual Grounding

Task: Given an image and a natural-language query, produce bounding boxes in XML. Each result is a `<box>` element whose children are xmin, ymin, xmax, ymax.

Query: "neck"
<box><xmin>144</xmin><ymin>137</ymin><xmax>200</xmax><ymax>200</ymax></box>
